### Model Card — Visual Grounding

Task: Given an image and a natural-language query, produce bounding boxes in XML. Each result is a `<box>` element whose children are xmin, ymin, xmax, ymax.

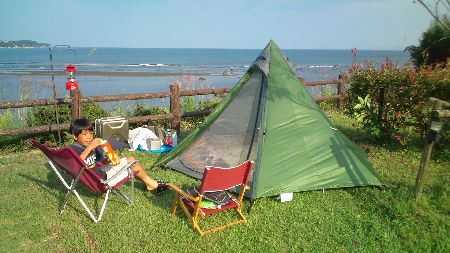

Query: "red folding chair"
<box><xmin>168</xmin><ymin>160</ymin><xmax>254</xmax><ymax>236</ymax></box>
<box><xmin>30</xmin><ymin>139</ymin><xmax>139</xmax><ymax>223</ymax></box>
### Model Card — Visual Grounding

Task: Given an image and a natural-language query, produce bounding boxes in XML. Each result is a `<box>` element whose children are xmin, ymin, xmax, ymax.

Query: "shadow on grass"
<box><xmin>19</xmin><ymin>172</ymin><xmax>60</xmax><ymax>198</ymax></box>
<box><xmin>18</xmin><ymin>166</ymin><xmax>146</xmax><ymax>222</ymax></box>
<box><xmin>344</xmin><ymin>184</ymin><xmax>416</xmax><ymax>249</ymax></box>
<box><xmin>357</xmin><ymin>180</ymin><xmax>448</xmax><ymax>218</ymax></box>
<box><xmin>18</xmin><ymin>172</ymin><xmax>92</xmax><ymax>221</ymax></box>
<box><xmin>334</xmin><ymin>122</ymin><xmax>430</xmax><ymax>156</ymax></box>
<box><xmin>422</xmin><ymin>175</ymin><xmax>450</xmax><ymax>216</ymax></box>
<box><xmin>0</xmin><ymin>134</ymin><xmax>34</xmax><ymax>152</ymax></box>
<box><xmin>145</xmin><ymin>183</ymin><xmax>192</xmax><ymax>211</ymax></box>
<box><xmin>345</xmin><ymin>183</ymin><xmax>413</xmax><ymax>219</ymax></box>
<box><xmin>144</xmin><ymin>183</ymin><xmax>194</xmax><ymax>229</ymax></box>
<box><xmin>147</xmin><ymin>182</ymin><xmax>259</xmax><ymax>233</ymax></box>
<box><xmin>344</xmin><ymin>180</ymin><xmax>449</xmax><ymax>251</ymax></box>
<box><xmin>0</xmin><ymin>132</ymin><xmax>70</xmax><ymax>153</ymax></box>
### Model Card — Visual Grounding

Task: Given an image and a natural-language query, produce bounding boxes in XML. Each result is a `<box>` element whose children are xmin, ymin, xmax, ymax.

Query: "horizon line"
<box><xmin>1</xmin><ymin>46</ymin><xmax>408</xmax><ymax>51</ymax></box>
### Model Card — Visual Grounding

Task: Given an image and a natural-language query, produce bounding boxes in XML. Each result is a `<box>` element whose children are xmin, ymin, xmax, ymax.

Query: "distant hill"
<box><xmin>0</xmin><ymin>40</ymin><xmax>50</xmax><ymax>48</ymax></box>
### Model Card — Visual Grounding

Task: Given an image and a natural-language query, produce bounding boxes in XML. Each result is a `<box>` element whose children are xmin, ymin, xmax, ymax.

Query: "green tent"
<box><xmin>156</xmin><ymin>40</ymin><xmax>382</xmax><ymax>199</ymax></box>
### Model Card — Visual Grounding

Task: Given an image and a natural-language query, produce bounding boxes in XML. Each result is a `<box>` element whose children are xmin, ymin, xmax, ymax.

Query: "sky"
<box><xmin>0</xmin><ymin>0</ymin><xmax>435</xmax><ymax>50</ymax></box>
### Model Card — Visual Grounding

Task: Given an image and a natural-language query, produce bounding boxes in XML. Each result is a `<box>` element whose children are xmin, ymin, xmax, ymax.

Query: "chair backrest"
<box><xmin>198</xmin><ymin>160</ymin><xmax>254</xmax><ymax>194</ymax></box>
<box><xmin>30</xmin><ymin>139</ymin><xmax>107</xmax><ymax>194</ymax></box>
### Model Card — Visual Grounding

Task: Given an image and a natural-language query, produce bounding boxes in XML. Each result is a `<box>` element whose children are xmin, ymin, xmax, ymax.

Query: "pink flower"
<box><xmin>351</xmin><ymin>48</ymin><xmax>357</xmax><ymax>58</ymax></box>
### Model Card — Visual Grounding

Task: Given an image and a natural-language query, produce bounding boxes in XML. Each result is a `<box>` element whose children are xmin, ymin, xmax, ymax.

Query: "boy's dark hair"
<box><xmin>70</xmin><ymin>118</ymin><xmax>94</xmax><ymax>137</ymax></box>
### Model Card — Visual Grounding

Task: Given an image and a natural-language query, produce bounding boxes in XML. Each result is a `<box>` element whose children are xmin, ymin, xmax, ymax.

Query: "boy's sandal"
<box><xmin>155</xmin><ymin>179</ymin><xmax>169</xmax><ymax>195</ymax></box>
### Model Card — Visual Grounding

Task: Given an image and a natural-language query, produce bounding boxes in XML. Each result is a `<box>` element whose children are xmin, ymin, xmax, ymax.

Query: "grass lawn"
<box><xmin>0</xmin><ymin>111</ymin><xmax>448</xmax><ymax>252</ymax></box>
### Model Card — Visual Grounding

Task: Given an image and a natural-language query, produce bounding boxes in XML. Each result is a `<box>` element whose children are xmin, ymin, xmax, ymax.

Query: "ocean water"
<box><xmin>0</xmin><ymin>47</ymin><xmax>411</xmax><ymax>107</ymax></box>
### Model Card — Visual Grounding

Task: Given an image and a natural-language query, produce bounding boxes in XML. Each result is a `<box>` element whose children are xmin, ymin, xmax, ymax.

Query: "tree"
<box><xmin>414</xmin><ymin>0</ymin><xmax>450</xmax><ymax>32</ymax></box>
<box><xmin>405</xmin><ymin>16</ymin><xmax>450</xmax><ymax>66</ymax></box>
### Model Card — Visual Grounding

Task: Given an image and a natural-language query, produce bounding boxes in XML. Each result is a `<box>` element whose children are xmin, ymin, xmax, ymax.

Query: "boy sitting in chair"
<box><xmin>70</xmin><ymin>118</ymin><xmax>168</xmax><ymax>195</ymax></box>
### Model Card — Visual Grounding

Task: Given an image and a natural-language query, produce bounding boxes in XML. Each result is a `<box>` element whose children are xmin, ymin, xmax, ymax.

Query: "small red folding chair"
<box><xmin>168</xmin><ymin>160</ymin><xmax>254</xmax><ymax>236</ymax></box>
<box><xmin>30</xmin><ymin>139</ymin><xmax>139</xmax><ymax>223</ymax></box>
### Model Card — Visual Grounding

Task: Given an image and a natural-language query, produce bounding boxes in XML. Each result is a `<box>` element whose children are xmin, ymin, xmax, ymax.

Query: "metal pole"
<box><xmin>49</xmin><ymin>46</ymin><xmax>62</xmax><ymax>146</ymax></box>
<box><xmin>48</xmin><ymin>45</ymin><xmax>76</xmax><ymax>147</ymax></box>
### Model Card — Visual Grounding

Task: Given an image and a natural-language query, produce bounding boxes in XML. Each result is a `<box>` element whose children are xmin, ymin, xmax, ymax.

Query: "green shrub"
<box><xmin>352</xmin><ymin>94</ymin><xmax>382</xmax><ymax>139</ymax></box>
<box><xmin>27</xmin><ymin>105</ymin><xmax>71</xmax><ymax>126</ymax></box>
<box><xmin>317</xmin><ymin>84</ymin><xmax>336</xmax><ymax>111</ymax></box>
<box><xmin>180</xmin><ymin>97</ymin><xmax>223</xmax><ymax>131</ymax></box>
<box><xmin>22</xmin><ymin>102</ymin><xmax>109</xmax><ymax>147</ymax></box>
<box><xmin>107</xmin><ymin>101</ymin><xmax>136</xmax><ymax>118</ymax></box>
<box><xmin>27</xmin><ymin>102</ymin><xmax>109</xmax><ymax>126</ymax></box>
<box><xmin>198</xmin><ymin>97</ymin><xmax>222</xmax><ymax>110</ymax></box>
<box><xmin>0</xmin><ymin>109</ymin><xmax>14</xmax><ymax>130</ymax></box>
<box><xmin>182</xmin><ymin>96</ymin><xmax>196</xmax><ymax>112</ymax></box>
<box><xmin>132</xmin><ymin>103</ymin><xmax>170</xmax><ymax>127</ymax></box>
<box><xmin>82</xmin><ymin>102</ymin><xmax>110</xmax><ymax>120</ymax></box>
<box><xmin>345</xmin><ymin>59</ymin><xmax>450</xmax><ymax>145</ymax></box>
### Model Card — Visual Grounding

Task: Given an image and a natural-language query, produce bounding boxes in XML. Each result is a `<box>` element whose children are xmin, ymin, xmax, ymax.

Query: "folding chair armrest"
<box><xmin>102</xmin><ymin>159</ymin><xmax>138</xmax><ymax>185</ymax></box>
<box><xmin>167</xmin><ymin>183</ymin><xmax>199</xmax><ymax>202</ymax></box>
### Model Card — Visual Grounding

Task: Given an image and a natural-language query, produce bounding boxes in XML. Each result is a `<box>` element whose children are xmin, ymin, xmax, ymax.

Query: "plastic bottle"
<box><xmin>171</xmin><ymin>130</ymin><xmax>177</xmax><ymax>147</ymax></box>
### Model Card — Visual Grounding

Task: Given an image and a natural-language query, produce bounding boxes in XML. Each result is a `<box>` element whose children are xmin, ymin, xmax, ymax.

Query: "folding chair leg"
<box><xmin>130</xmin><ymin>175</ymin><xmax>135</xmax><ymax>201</ymax></box>
<box><xmin>59</xmin><ymin>189</ymin><xmax>73</xmax><ymax>213</ymax></box>
<box><xmin>235</xmin><ymin>208</ymin><xmax>246</xmax><ymax>221</ymax></box>
<box><xmin>171</xmin><ymin>194</ymin><xmax>180</xmax><ymax>215</ymax></box>
<box><xmin>191</xmin><ymin>207</ymin><xmax>247</xmax><ymax>236</ymax></box>
<box><xmin>59</xmin><ymin>186</ymin><xmax>115</xmax><ymax>223</ymax></box>
<box><xmin>59</xmin><ymin>187</ymin><xmax>111</xmax><ymax>223</ymax></box>
<box><xmin>35</xmin><ymin>142</ymin><xmax>136</xmax><ymax>224</ymax></box>
<box><xmin>192</xmin><ymin>217</ymin><xmax>205</xmax><ymax>236</ymax></box>
<box><xmin>71</xmin><ymin>189</ymin><xmax>111</xmax><ymax>223</ymax></box>
<box><xmin>112</xmin><ymin>188</ymin><xmax>133</xmax><ymax>205</ymax></box>
<box><xmin>110</xmin><ymin>176</ymin><xmax>135</xmax><ymax>205</ymax></box>
<box><xmin>59</xmin><ymin>178</ymin><xmax>78</xmax><ymax>214</ymax></box>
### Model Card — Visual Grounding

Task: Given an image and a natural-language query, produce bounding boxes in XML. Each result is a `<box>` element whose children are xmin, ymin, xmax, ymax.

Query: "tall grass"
<box><xmin>19</xmin><ymin>78</ymin><xmax>54</xmax><ymax>127</ymax></box>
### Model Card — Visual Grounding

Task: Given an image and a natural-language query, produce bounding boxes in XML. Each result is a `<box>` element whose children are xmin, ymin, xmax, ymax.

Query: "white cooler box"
<box><xmin>146</xmin><ymin>138</ymin><xmax>162</xmax><ymax>151</ymax></box>
<box><xmin>95</xmin><ymin>117</ymin><xmax>129</xmax><ymax>141</ymax></box>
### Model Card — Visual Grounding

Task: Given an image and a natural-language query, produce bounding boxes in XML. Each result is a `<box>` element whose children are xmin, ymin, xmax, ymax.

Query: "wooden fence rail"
<box><xmin>0</xmin><ymin>77</ymin><xmax>345</xmax><ymax>137</ymax></box>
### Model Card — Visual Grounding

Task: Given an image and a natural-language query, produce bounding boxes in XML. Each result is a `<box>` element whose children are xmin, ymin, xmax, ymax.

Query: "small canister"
<box><xmin>100</xmin><ymin>139</ymin><xmax>120</xmax><ymax>166</ymax></box>
<box><xmin>171</xmin><ymin>130</ymin><xmax>177</xmax><ymax>147</ymax></box>
<box><xmin>163</xmin><ymin>129</ymin><xmax>178</xmax><ymax>147</ymax></box>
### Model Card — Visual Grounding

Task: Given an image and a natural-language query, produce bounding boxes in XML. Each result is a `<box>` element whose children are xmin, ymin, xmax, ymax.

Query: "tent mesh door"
<box><xmin>167</xmin><ymin>71</ymin><xmax>263</xmax><ymax>175</ymax></box>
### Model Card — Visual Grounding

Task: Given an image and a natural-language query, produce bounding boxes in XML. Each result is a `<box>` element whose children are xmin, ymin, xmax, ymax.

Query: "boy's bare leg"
<box><xmin>126</xmin><ymin>157</ymin><xmax>158</xmax><ymax>190</ymax></box>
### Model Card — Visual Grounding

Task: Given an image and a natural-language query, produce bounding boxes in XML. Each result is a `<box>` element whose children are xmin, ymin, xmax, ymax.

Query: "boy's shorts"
<box><xmin>100</xmin><ymin>157</ymin><xmax>131</xmax><ymax>186</ymax></box>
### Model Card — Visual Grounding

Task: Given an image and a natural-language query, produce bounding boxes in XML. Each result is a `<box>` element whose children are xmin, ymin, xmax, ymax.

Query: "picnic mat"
<box><xmin>137</xmin><ymin>144</ymin><xmax>173</xmax><ymax>153</ymax></box>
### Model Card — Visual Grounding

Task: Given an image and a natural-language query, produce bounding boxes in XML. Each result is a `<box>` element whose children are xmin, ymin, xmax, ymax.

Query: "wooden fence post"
<box><xmin>415</xmin><ymin>136</ymin><xmax>435</xmax><ymax>200</ymax></box>
<box><xmin>70</xmin><ymin>90</ymin><xmax>81</xmax><ymax>121</ymax></box>
<box><xmin>337</xmin><ymin>75</ymin><xmax>345</xmax><ymax>110</ymax></box>
<box><xmin>170</xmin><ymin>83</ymin><xmax>181</xmax><ymax>134</ymax></box>
<box><xmin>415</xmin><ymin>98</ymin><xmax>450</xmax><ymax>201</ymax></box>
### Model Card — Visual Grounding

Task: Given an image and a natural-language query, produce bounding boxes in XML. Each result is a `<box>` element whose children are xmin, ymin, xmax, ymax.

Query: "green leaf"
<box><xmin>357</xmin><ymin>96</ymin><xmax>364</xmax><ymax>104</ymax></box>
